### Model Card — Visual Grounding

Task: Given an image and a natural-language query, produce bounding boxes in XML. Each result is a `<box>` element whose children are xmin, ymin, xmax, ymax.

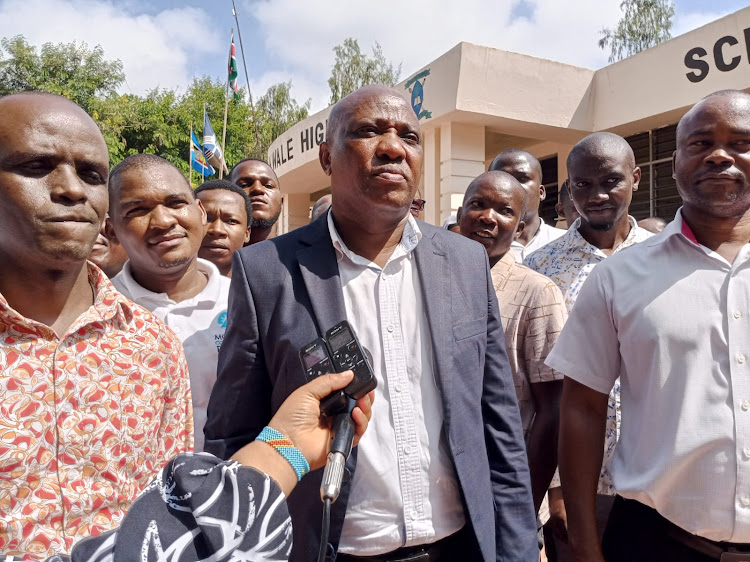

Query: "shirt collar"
<box><xmin>490</xmin><ymin>251</ymin><xmax>517</xmax><ymax>283</ymax></box>
<box><xmin>327</xmin><ymin>210</ymin><xmax>422</xmax><ymax>270</ymax></box>
<box><xmin>564</xmin><ymin>215</ymin><xmax>643</xmax><ymax>254</ymax></box>
<box><xmin>647</xmin><ymin>209</ymin><xmax>695</xmax><ymax>247</ymax></box>
<box><xmin>0</xmin><ymin>262</ymin><xmax>129</xmax><ymax>337</ymax></box>
<box><xmin>115</xmin><ymin>258</ymin><xmax>222</xmax><ymax>306</ymax></box>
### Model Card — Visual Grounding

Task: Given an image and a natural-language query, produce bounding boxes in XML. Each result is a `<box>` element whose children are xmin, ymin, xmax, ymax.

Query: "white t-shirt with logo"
<box><xmin>113</xmin><ymin>258</ymin><xmax>230</xmax><ymax>451</ymax></box>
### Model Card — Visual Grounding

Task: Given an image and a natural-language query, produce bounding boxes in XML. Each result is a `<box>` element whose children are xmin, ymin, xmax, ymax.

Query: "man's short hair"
<box><xmin>227</xmin><ymin>157</ymin><xmax>278</xmax><ymax>182</ymax></box>
<box><xmin>488</xmin><ymin>149</ymin><xmax>543</xmax><ymax>183</ymax></box>
<box><xmin>194</xmin><ymin>179</ymin><xmax>252</xmax><ymax>224</ymax></box>
<box><xmin>566</xmin><ymin>132</ymin><xmax>636</xmax><ymax>171</ymax></box>
<box><xmin>109</xmin><ymin>154</ymin><xmax>191</xmax><ymax>203</ymax></box>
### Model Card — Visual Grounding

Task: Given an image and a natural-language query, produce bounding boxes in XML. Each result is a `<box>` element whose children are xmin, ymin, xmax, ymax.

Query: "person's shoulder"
<box><xmin>524</xmin><ymin>233</ymin><xmax>570</xmax><ymax>268</ymax></box>
<box><xmin>420</xmin><ymin>220</ymin><xmax>485</xmax><ymax>254</ymax></box>
<box><xmin>512</xmin><ymin>263</ymin><xmax>565</xmax><ymax>301</ymax></box>
<box><xmin>112</xmin><ymin>288</ymin><xmax>183</xmax><ymax>347</ymax></box>
<box><xmin>234</xmin><ymin>221</ymin><xmax>329</xmax><ymax>274</ymax></box>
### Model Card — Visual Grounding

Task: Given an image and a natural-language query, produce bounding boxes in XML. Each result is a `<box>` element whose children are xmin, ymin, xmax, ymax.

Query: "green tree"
<box><xmin>599</xmin><ymin>0</ymin><xmax>675</xmax><ymax>63</ymax></box>
<box><xmin>0</xmin><ymin>34</ymin><xmax>310</xmax><ymax>182</ymax></box>
<box><xmin>0</xmin><ymin>35</ymin><xmax>124</xmax><ymax>112</ymax></box>
<box><xmin>328</xmin><ymin>38</ymin><xmax>401</xmax><ymax>104</ymax></box>
<box><xmin>256</xmin><ymin>81</ymin><xmax>310</xmax><ymax>157</ymax></box>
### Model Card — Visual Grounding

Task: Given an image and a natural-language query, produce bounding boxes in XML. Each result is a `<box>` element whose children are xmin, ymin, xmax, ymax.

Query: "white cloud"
<box><xmin>0</xmin><ymin>0</ymin><xmax>222</xmax><ymax>95</ymax></box>
<box><xmin>249</xmin><ymin>0</ymin><xmax>626</xmax><ymax>112</ymax></box>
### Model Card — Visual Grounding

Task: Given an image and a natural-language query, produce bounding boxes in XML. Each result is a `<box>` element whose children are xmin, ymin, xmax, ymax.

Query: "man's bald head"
<box><xmin>677</xmin><ymin>89</ymin><xmax>750</xmax><ymax>143</ymax></box>
<box><xmin>318</xmin><ymin>84</ymin><xmax>423</xmax><ymax>227</ymax></box>
<box><xmin>109</xmin><ymin>153</ymin><xmax>192</xmax><ymax>208</ymax></box>
<box><xmin>463</xmin><ymin>170</ymin><xmax>529</xmax><ymax>216</ymax></box>
<box><xmin>567</xmin><ymin>132</ymin><xmax>636</xmax><ymax>172</ymax></box>
<box><xmin>0</xmin><ymin>91</ymin><xmax>110</xmax><ymax>267</ymax></box>
<box><xmin>326</xmin><ymin>84</ymin><xmax>415</xmax><ymax>146</ymax></box>
<box><xmin>567</xmin><ymin>132</ymin><xmax>640</xmax><ymax>233</ymax></box>
<box><xmin>488</xmin><ymin>149</ymin><xmax>544</xmax><ymax>222</ymax></box>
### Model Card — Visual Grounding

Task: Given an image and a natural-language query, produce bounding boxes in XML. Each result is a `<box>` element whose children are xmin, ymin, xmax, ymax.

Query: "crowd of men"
<box><xmin>1</xmin><ymin>84</ymin><xmax>749</xmax><ymax>562</ymax></box>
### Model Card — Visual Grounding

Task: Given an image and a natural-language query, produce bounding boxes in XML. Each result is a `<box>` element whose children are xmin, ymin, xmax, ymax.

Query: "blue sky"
<box><xmin>1</xmin><ymin>0</ymin><xmax>746</xmax><ymax>112</ymax></box>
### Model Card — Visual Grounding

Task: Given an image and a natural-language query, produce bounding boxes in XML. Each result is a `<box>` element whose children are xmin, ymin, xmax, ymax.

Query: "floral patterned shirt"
<box><xmin>0</xmin><ymin>263</ymin><xmax>194</xmax><ymax>559</ymax></box>
<box><xmin>525</xmin><ymin>217</ymin><xmax>652</xmax><ymax>495</ymax></box>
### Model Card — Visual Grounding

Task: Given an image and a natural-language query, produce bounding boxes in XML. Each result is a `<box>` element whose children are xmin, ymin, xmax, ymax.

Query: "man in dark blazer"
<box><xmin>204</xmin><ymin>85</ymin><xmax>537</xmax><ymax>562</ymax></box>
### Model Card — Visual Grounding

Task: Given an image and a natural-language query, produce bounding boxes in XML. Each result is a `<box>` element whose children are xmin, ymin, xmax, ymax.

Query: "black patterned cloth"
<box><xmin>27</xmin><ymin>452</ymin><xmax>294</xmax><ymax>562</ymax></box>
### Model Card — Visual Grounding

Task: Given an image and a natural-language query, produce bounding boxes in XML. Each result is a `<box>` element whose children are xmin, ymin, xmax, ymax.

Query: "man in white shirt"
<box><xmin>550</xmin><ymin>89</ymin><xmax>750</xmax><ymax>561</ymax></box>
<box><xmin>205</xmin><ymin>85</ymin><xmax>537</xmax><ymax>562</ymax></box>
<box><xmin>107</xmin><ymin>154</ymin><xmax>230</xmax><ymax>451</ymax></box>
<box><xmin>524</xmin><ymin>132</ymin><xmax>653</xmax><ymax>562</ymax></box>
<box><xmin>489</xmin><ymin>149</ymin><xmax>566</xmax><ymax>262</ymax></box>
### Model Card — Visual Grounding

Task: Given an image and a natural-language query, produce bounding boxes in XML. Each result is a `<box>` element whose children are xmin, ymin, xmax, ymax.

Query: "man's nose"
<box><xmin>375</xmin><ymin>131</ymin><xmax>407</xmax><ymax>160</ymax></box>
<box><xmin>248</xmin><ymin>180</ymin><xmax>265</xmax><ymax>195</ymax></box>
<box><xmin>478</xmin><ymin>208</ymin><xmax>499</xmax><ymax>225</ymax></box>
<box><xmin>149</xmin><ymin>205</ymin><xmax>178</xmax><ymax>229</ymax></box>
<box><xmin>206</xmin><ymin>218</ymin><xmax>227</xmax><ymax>236</ymax></box>
<box><xmin>49</xmin><ymin>166</ymin><xmax>88</xmax><ymax>205</ymax></box>
<box><xmin>705</xmin><ymin>146</ymin><xmax>735</xmax><ymax>167</ymax></box>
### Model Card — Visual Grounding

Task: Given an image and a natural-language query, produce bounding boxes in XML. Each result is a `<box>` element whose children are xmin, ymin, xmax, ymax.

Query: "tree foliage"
<box><xmin>599</xmin><ymin>0</ymin><xmax>675</xmax><ymax>63</ymax></box>
<box><xmin>328</xmin><ymin>38</ymin><xmax>401</xmax><ymax>104</ymax></box>
<box><xmin>0</xmin><ymin>35</ymin><xmax>311</xmax><ymax>184</ymax></box>
<box><xmin>0</xmin><ymin>35</ymin><xmax>124</xmax><ymax>113</ymax></box>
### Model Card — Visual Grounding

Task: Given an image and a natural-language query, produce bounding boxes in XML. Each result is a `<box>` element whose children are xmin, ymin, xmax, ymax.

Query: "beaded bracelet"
<box><xmin>255</xmin><ymin>426</ymin><xmax>310</xmax><ymax>481</ymax></box>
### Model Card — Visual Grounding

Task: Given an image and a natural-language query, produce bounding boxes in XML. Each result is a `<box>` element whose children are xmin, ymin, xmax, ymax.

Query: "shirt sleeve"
<box><xmin>520</xmin><ymin>281</ymin><xmax>567</xmax><ymax>384</ymax></box>
<box><xmin>545</xmin><ymin>265</ymin><xmax>620</xmax><ymax>395</ymax></box>
<box><xmin>158</xmin><ymin>335</ymin><xmax>195</xmax><ymax>460</ymax></box>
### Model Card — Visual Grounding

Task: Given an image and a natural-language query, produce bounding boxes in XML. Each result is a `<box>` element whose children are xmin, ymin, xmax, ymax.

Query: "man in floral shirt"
<box><xmin>0</xmin><ymin>92</ymin><xmax>194</xmax><ymax>559</ymax></box>
<box><xmin>525</xmin><ymin>132</ymin><xmax>653</xmax><ymax>561</ymax></box>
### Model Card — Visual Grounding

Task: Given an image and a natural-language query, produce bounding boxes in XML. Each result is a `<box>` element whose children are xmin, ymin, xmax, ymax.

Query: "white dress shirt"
<box><xmin>113</xmin><ymin>258</ymin><xmax>230</xmax><ymax>452</ymax></box>
<box><xmin>546</xmin><ymin>209</ymin><xmax>750</xmax><ymax>542</ymax></box>
<box><xmin>328</xmin><ymin>212</ymin><xmax>465</xmax><ymax>555</ymax></box>
<box><xmin>510</xmin><ymin>217</ymin><xmax>566</xmax><ymax>263</ymax></box>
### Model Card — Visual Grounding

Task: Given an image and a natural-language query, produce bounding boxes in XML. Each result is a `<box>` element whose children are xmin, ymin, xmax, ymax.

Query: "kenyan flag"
<box><xmin>228</xmin><ymin>32</ymin><xmax>239</xmax><ymax>100</ymax></box>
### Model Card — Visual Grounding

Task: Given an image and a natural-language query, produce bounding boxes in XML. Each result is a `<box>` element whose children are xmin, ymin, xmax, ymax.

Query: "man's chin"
<box><xmin>588</xmin><ymin>221</ymin><xmax>616</xmax><ymax>232</ymax></box>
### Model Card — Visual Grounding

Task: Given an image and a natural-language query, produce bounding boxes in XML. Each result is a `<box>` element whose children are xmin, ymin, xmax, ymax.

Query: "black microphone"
<box><xmin>320</xmin><ymin>398</ymin><xmax>356</xmax><ymax>502</ymax></box>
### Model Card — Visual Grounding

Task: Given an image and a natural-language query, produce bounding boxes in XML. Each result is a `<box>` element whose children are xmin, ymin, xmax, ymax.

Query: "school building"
<box><xmin>267</xmin><ymin>6</ymin><xmax>750</xmax><ymax>233</ymax></box>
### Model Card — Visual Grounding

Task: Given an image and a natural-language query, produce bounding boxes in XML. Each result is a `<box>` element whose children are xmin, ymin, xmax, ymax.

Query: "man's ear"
<box><xmin>632</xmin><ymin>166</ymin><xmax>642</xmax><ymax>192</ymax></box>
<box><xmin>539</xmin><ymin>184</ymin><xmax>547</xmax><ymax>202</ymax></box>
<box><xmin>104</xmin><ymin>216</ymin><xmax>119</xmax><ymax>244</ymax></box>
<box><xmin>196</xmin><ymin>199</ymin><xmax>208</xmax><ymax>225</ymax></box>
<box><xmin>319</xmin><ymin>142</ymin><xmax>333</xmax><ymax>176</ymax></box>
<box><xmin>514</xmin><ymin>219</ymin><xmax>526</xmax><ymax>240</ymax></box>
<box><xmin>244</xmin><ymin>226</ymin><xmax>251</xmax><ymax>245</ymax></box>
<box><xmin>456</xmin><ymin>206</ymin><xmax>463</xmax><ymax>225</ymax></box>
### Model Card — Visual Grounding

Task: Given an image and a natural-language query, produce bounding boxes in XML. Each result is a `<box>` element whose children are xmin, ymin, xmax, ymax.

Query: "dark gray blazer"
<box><xmin>204</xmin><ymin>214</ymin><xmax>537</xmax><ymax>562</ymax></box>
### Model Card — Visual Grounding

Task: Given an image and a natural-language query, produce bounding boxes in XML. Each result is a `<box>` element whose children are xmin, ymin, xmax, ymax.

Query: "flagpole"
<box><xmin>220</xmin><ymin>29</ymin><xmax>232</xmax><ymax>180</ymax></box>
<box><xmin>231</xmin><ymin>0</ymin><xmax>263</xmax><ymax>156</ymax></box>
<box><xmin>202</xmin><ymin>103</ymin><xmax>206</xmax><ymax>184</ymax></box>
<box><xmin>189</xmin><ymin>121</ymin><xmax>194</xmax><ymax>188</ymax></box>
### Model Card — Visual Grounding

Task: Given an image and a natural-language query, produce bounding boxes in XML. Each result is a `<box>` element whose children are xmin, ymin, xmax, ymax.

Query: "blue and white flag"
<box><xmin>191</xmin><ymin>130</ymin><xmax>215</xmax><ymax>178</ymax></box>
<box><xmin>202</xmin><ymin>110</ymin><xmax>225</xmax><ymax>171</ymax></box>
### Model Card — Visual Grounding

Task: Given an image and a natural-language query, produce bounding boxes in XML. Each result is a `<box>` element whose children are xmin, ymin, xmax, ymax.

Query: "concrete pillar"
<box><xmin>284</xmin><ymin>192</ymin><xmax>312</xmax><ymax>232</ymax></box>
<box><xmin>439</xmin><ymin>123</ymin><xmax>485</xmax><ymax>224</ymax></box>
<box><xmin>422</xmin><ymin>127</ymin><xmax>441</xmax><ymax>226</ymax></box>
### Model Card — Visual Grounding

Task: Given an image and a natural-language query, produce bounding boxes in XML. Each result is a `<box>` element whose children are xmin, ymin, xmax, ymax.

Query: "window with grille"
<box><xmin>625</xmin><ymin>124</ymin><xmax>682</xmax><ymax>221</ymax></box>
<box><xmin>539</xmin><ymin>155</ymin><xmax>559</xmax><ymax>226</ymax></box>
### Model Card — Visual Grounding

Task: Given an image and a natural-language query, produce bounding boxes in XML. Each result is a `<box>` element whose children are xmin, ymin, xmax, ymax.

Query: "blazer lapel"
<box><xmin>297</xmin><ymin>217</ymin><xmax>347</xmax><ymax>336</ymax></box>
<box><xmin>415</xmin><ymin>229</ymin><xmax>454</xmax><ymax>421</ymax></box>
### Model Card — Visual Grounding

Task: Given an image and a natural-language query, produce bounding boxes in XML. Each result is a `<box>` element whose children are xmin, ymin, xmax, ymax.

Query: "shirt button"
<box><xmin>735</xmin><ymin>310</ymin><xmax>743</xmax><ymax>319</ymax></box>
<box><xmin>742</xmin><ymin>496</ymin><xmax>750</xmax><ymax>507</ymax></box>
<box><xmin>744</xmin><ymin>447</ymin><xmax>750</xmax><ymax>459</ymax></box>
<box><xmin>742</xmin><ymin>400</ymin><xmax>750</xmax><ymax>412</ymax></box>
<box><xmin>63</xmin><ymin>402</ymin><xmax>73</xmax><ymax>413</ymax></box>
<box><xmin>395</xmin><ymin>383</ymin><xmax>403</xmax><ymax>393</ymax></box>
<box><xmin>410</xmin><ymin>509</ymin><xmax>418</xmax><ymax>520</ymax></box>
<box><xmin>387</xmin><ymin>325</ymin><xmax>394</xmax><ymax>333</ymax></box>
<box><xmin>404</xmin><ymin>445</ymin><xmax>412</xmax><ymax>455</ymax></box>
<box><xmin>739</xmin><ymin>354</ymin><xmax>746</xmax><ymax>365</ymax></box>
